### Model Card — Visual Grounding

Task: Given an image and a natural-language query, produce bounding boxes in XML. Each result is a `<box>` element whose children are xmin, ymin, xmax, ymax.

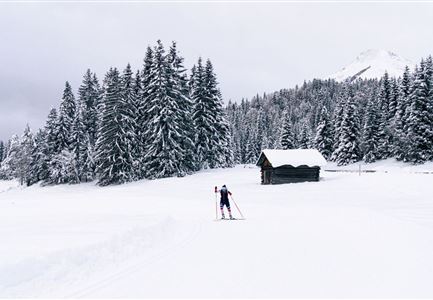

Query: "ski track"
<box><xmin>1</xmin><ymin>166</ymin><xmax>433</xmax><ymax>297</ymax></box>
<box><xmin>67</xmin><ymin>219</ymin><xmax>204</xmax><ymax>298</ymax></box>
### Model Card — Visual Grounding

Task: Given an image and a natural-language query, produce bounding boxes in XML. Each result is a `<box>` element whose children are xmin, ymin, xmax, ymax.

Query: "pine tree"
<box><xmin>334</xmin><ymin>94</ymin><xmax>361</xmax><ymax>166</ymax></box>
<box><xmin>28</xmin><ymin>129</ymin><xmax>50</xmax><ymax>185</ymax></box>
<box><xmin>0</xmin><ymin>135</ymin><xmax>21</xmax><ymax>180</ymax></box>
<box><xmin>203</xmin><ymin>59</ymin><xmax>233</xmax><ymax>167</ymax></box>
<box><xmin>0</xmin><ymin>140</ymin><xmax>4</xmax><ymax>163</ymax></box>
<box><xmin>78</xmin><ymin>69</ymin><xmax>100</xmax><ymax>147</ymax></box>
<box><xmin>314</xmin><ymin>106</ymin><xmax>333</xmax><ymax>159</ymax></box>
<box><xmin>406</xmin><ymin>59</ymin><xmax>433</xmax><ymax>163</ymax></box>
<box><xmin>168</xmin><ymin>42</ymin><xmax>198</xmax><ymax>172</ymax></box>
<box><xmin>45</xmin><ymin>108</ymin><xmax>60</xmax><ymax>155</ymax></box>
<box><xmin>57</xmin><ymin>81</ymin><xmax>77</xmax><ymax>151</ymax></box>
<box><xmin>70</xmin><ymin>106</ymin><xmax>91</xmax><ymax>183</ymax></box>
<box><xmin>191</xmin><ymin>57</ymin><xmax>211</xmax><ymax>168</ymax></box>
<box><xmin>376</xmin><ymin>72</ymin><xmax>392</xmax><ymax>159</ymax></box>
<box><xmin>330</xmin><ymin>87</ymin><xmax>347</xmax><ymax>161</ymax></box>
<box><xmin>137</xmin><ymin>46</ymin><xmax>154</xmax><ymax>177</ymax></box>
<box><xmin>280</xmin><ymin>112</ymin><xmax>296</xmax><ymax>150</ymax></box>
<box><xmin>362</xmin><ymin>96</ymin><xmax>380</xmax><ymax>163</ymax></box>
<box><xmin>297</xmin><ymin>122</ymin><xmax>311</xmax><ymax>149</ymax></box>
<box><xmin>142</xmin><ymin>41</ymin><xmax>189</xmax><ymax>178</ymax></box>
<box><xmin>393</xmin><ymin>66</ymin><xmax>411</xmax><ymax>160</ymax></box>
<box><xmin>95</xmin><ymin>68</ymin><xmax>133</xmax><ymax>185</ymax></box>
<box><xmin>119</xmin><ymin>63</ymin><xmax>139</xmax><ymax>180</ymax></box>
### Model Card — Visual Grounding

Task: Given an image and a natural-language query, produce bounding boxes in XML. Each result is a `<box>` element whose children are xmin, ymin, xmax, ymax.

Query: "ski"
<box><xmin>214</xmin><ymin>218</ymin><xmax>246</xmax><ymax>221</ymax></box>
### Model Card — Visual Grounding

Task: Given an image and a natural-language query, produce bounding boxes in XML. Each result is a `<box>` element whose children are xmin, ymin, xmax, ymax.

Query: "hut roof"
<box><xmin>256</xmin><ymin>149</ymin><xmax>327</xmax><ymax>168</ymax></box>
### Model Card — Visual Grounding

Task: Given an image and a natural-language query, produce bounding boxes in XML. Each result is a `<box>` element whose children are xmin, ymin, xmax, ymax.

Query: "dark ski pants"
<box><xmin>220</xmin><ymin>201</ymin><xmax>232</xmax><ymax>216</ymax></box>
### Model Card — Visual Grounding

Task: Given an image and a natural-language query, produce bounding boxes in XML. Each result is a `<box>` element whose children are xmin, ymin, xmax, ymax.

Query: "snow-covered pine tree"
<box><xmin>314</xmin><ymin>106</ymin><xmax>333</xmax><ymax>159</ymax></box>
<box><xmin>191</xmin><ymin>58</ymin><xmax>211</xmax><ymax>168</ymax></box>
<box><xmin>142</xmin><ymin>41</ymin><xmax>192</xmax><ymax>178</ymax></box>
<box><xmin>330</xmin><ymin>87</ymin><xmax>347</xmax><ymax>161</ymax></box>
<box><xmin>362</xmin><ymin>96</ymin><xmax>380</xmax><ymax>163</ymax></box>
<box><xmin>0</xmin><ymin>135</ymin><xmax>21</xmax><ymax>180</ymax></box>
<box><xmin>168</xmin><ymin>41</ymin><xmax>197</xmax><ymax>173</ymax></box>
<box><xmin>0</xmin><ymin>140</ymin><xmax>4</xmax><ymax>163</ymax></box>
<box><xmin>280</xmin><ymin>111</ymin><xmax>296</xmax><ymax>150</ymax></box>
<box><xmin>28</xmin><ymin>129</ymin><xmax>50</xmax><ymax>185</ymax></box>
<box><xmin>57</xmin><ymin>82</ymin><xmax>77</xmax><ymax>152</ymax></box>
<box><xmin>376</xmin><ymin>72</ymin><xmax>393</xmax><ymax>159</ymax></box>
<box><xmin>388</xmin><ymin>77</ymin><xmax>399</xmax><ymax>121</ymax></box>
<box><xmin>95</xmin><ymin>67</ymin><xmax>133</xmax><ymax>185</ymax></box>
<box><xmin>78</xmin><ymin>69</ymin><xmax>100</xmax><ymax>147</ymax></box>
<box><xmin>405</xmin><ymin>59</ymin><xmax>433</xmax><ymax>163</ymax></box>
<box><xmin>10</xmin><ymin>125</ymin><xmax>35</xmax><ymax>185</ymax></box>
<box><xmin>70</xmin><ymin>106</ymin><xmax>91</xmax><ymax>183</ymax></box>
<box><xmin>334</xmin><ymin>92</ymin><xmax>361</xmax><ymax>166</ymax></box>
<box><xmin>392</xmin><ymin>66</ymin><xmax>412</xmax><ymax>160</ymax></box>
<box><xmin>298</xmin><ymin>122</ymin><xmax>311</xmax><ymax>149</ymax></box>
<box><xmin>136</xmin><ymin>46</ymin><xmax>154</xmax><ymax>177</ymax></box>
<box><xmin>119</xmin><ymin>63</ymin><xmax>139</xmax><ymax>180</ymax></box>
<box><xmin>49</xmin><ymin>150</ymin><xmax>76</xmax><ymax>184</ymax></box>
<box><xmin>203</xmin><ymin>59</ymin><xmax>233</xmax><ymax>167</ymax></box>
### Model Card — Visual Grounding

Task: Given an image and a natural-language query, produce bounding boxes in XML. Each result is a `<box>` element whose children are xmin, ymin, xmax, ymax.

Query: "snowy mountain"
<box><xmin>328</xmin><ymin>49</ymin><xmax>414</xmax><ymax>82</ymax></box>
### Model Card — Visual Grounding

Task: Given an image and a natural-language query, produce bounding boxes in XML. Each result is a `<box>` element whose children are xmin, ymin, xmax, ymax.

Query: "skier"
<box><xmin>215</xmin><ymin>185</ymin><xmax>233</xmax><ymax>219</ymax></box>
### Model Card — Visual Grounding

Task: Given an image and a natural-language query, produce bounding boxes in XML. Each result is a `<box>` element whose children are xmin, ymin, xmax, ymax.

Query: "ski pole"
<box><xmin>230</xmin><ymin>195</ymin><xmax>245</xmax><ymax>219</ymax></box>
<box><xmin>214</xmin><ymin>186</ymin><xmax>218</xmax><ymax>220</ymax></box>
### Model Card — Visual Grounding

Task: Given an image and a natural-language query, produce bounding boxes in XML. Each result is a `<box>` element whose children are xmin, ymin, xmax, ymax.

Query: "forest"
<box><xmin>1</xmin><ymin>42</ymin><xmax>433</xmax><ymax>186</ymax></box>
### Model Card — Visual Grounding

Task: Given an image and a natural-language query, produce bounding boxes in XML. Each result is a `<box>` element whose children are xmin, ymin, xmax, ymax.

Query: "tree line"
<box><xmin>227</xmin><ymin>56</ymin><xmax>433</xmax><ymax>166</ymax></box>
<box><xmin>2</xmin><ymin>49</ymin><xmax>433</xmax><ymax>186</ymax></box>
<box><xmin>0</xmin><ymin>41</ymin><xmax>233</xmax><ymax>185</ymax></box>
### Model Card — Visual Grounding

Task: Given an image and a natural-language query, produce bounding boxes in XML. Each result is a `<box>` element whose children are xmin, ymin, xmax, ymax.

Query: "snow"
<box><xmin>1</xmin><ymin>165</ymin><xmax>433</xmax><ymax>297</ymax></box>
<box><xmin>326</xmin><ymin>158</ymin><xmax>433</xmax><ymax>173</ymax></box>
<box><xmin>328</xmin><ymin>49</ymin><xmax>415</xmax><ymax>81</ymax></box>
<box><xmin>257</xmin><ymin>149</ymin><xmax>327</xmax><ymax>168</ymax></box>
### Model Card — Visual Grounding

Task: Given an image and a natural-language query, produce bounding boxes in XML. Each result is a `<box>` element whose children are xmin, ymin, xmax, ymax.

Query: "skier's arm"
<box><xmin>228</xmin><ymin>191</ymin><xmax>232</xmax><ymax>196</ymax></box>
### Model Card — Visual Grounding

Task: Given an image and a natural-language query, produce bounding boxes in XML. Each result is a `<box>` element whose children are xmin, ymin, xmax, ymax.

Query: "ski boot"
<box><xmin>221</xmin><ymin>214</ymin><xmax>226</xmax><ymax>220</ymax></box>
<box><xmin>229</xmin><ymin>215</ymin><xmax>234</xmax><ymax>220</ymax></box>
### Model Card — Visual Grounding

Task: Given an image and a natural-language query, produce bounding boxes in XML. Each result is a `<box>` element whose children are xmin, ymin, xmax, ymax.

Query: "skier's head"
<box><xmin>222</xmin><ymin>184</ymin><xmax>226</xmax><ymax>188</ymax></box>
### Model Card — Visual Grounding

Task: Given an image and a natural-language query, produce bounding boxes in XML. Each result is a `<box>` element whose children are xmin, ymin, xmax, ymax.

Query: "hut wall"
<box><xmin>270</xmin><ymin>165</ymin><xmax>320</xmax><ymax>184</ymax></box>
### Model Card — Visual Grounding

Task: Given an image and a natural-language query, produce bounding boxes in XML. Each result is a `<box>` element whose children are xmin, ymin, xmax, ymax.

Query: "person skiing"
<box><xmin>215</xmin><ymin>185</ymin><xmax>233</xmax><ymax>219</ymax></box>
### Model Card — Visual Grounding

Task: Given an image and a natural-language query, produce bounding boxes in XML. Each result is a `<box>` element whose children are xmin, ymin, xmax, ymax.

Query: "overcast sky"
<box><xmin>1</xmin><ymin>2</ymin><xmax>433</xmax><ymax>141</ymax></box>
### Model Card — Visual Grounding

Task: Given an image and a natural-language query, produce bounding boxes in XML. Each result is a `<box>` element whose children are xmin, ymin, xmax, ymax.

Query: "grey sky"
<box><xmin>1</xmin><ymin>2</ymin><xmax>433</xmax><ymax>141</ymax></box>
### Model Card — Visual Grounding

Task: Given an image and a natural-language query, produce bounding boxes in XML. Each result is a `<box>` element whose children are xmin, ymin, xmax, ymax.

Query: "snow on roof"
<box><xmin>256</xmin><ymin>149</ymin><xmax>327</xmax><ymax>168</ymax></box>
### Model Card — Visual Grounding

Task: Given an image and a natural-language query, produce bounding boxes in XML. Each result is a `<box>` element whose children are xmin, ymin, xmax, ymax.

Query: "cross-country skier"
<box><xmin>215</xmin><ymin>185</ymin><xmax>233</xmax><ymax>219</ymax></box>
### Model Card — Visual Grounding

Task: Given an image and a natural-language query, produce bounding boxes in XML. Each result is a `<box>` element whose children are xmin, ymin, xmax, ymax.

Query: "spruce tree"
<box><xmin>280</xmin><ymin>112</ymin><xmax>295</xmax><ymax>150</ymax></box>
<box><xmin>95</xmin><ymin>68</ymin><xmax>132</xmax><ymax>185</ymax></box>
<box><xmin>119</xmin><ymin>63</ymin><xmax>139</xmax><ymax>180</ymax></box>
<box><xmin>57</xmin><ymin>81</ymin><xmax>77</xmax><ymax>151</ymax></box>
<box><xmin>70</xmin><ymin>106</ymin><xmax>91</xmax><ymax>183</ymax></box>
<box><xmin>362</xmin><ymin>96</ymin><xmax>380</xmax><ymax>163</ymax></box>
<box><xmin>137</xmin><ymin>46</ymin><xmax>154</xmax><ymax>177</ymax></box>
<box><xmin>0</xmin><ymin>141</ymin><xmax>4</xmax><ymax>163</ymax></box>
<box><xmin>28</xmin><ymin>129</ymin><xmax>50</xmax><ymax>185</ymax></box>
<box><xmin>393</xmin><ymin>66</ymin><xmax>411</xmax><ymax>160</ymax></box>
<box><xmin>314</xmin><ymin>106</ymin><xmax>333</xmax><ymax>159</ymax></box>
<box><xmin>168</xmin><ymin>41</ymin><xmax>197</xmax><ymax>172</ymax></box>
<box><xmin>203</xmin><ymin>59</ymin><xmax>233</xmax><ymax>167</ymax></box>
<box><xmin>78</xmin><ymin>69</ymin><xmax>100</xmax><ymax>147</ymax></box>
<box><xmin>334</xmin><ymin>94</ymin><xmax>361</xmax><ymax>166</ymax></box>
<box><xmin>406</xmin><ymin>59</ymin><xmax>433</xmax><ymax>163</ymax></box>
<box><xmin>376</xmin><ymin>72</ymin><xmax>392</xmax><ymax>159</ymax></box>
<box><xmin>142</xmin><ymin>41</ymin><xmax>189</xmax><ymax>178</ymax></box>
<box><xmin>191</xmin><ymin>57</ymin><xmax>211</xmax><ymax>168</ymax></box>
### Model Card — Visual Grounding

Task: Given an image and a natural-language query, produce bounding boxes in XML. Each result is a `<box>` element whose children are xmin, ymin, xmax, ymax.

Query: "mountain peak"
<box><xmin>328</xmin><ymin>49</ymin><xmax>414</xmax><ymax>82</ymax></box>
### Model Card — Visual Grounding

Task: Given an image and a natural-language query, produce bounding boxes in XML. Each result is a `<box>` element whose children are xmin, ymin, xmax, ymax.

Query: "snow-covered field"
<box><xmin>1</xmin><ymin>165</ymin><xmax>433</xmax><ymax>298</ymax></box>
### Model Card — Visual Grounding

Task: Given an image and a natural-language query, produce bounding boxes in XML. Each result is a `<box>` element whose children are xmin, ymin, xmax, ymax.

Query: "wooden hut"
<box><xmin>256</xmin><ymin>149</ymin><xmax>327</xmax><ymax>184</ymax></box>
